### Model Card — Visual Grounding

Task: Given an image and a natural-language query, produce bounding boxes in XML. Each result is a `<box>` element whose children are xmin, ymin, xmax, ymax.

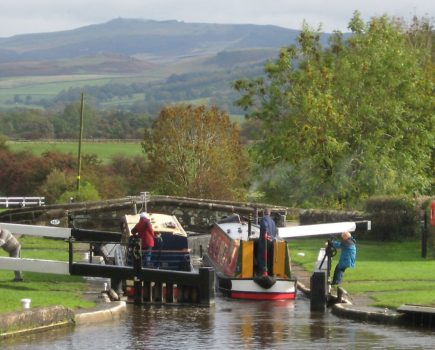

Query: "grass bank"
<box><xmin>1</xmin><ymin>235</ymin><xmax>434</xmax><ymax>313</ymax></box>
<box><xmin>0</xmin><ymin>236</ymin><xmax>95</xmax><ymax>313</ymax></box>
<box><xmin>291</xmin><ymin>238</ymin><xmax>435</xmax><ymax>309</ymax></box>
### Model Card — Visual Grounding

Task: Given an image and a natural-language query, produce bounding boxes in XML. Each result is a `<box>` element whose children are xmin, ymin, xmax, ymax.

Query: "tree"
<box><xmin>105</xmin><ymin>155</ymin><xmax>150</xmax><ymax>196</ymax></box>
<box><xmin>57</xmin><ymin>181</ymin><xmax>100</xmax><ymax>204</ymax></box>
<box><xmin>234</xmin><ymin>13</ymin><xmax>433</xmax><ymax>208</ymax></box>
<box><xmin>142</xmin><ymin>104</ymin><xmax>248</xmax><ymax>200</ymax></box>
<box><xmin>38</xmin><ymin>169</ymin><xmax>75</xmax><ymax>204</ymax></box>
<box><xmin>52</xmin><ymin>101</ymin><xmax>96</xmax><ymax>139</ymax></box>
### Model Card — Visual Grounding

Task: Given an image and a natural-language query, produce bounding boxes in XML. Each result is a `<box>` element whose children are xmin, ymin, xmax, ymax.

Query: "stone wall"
<box><xmin>0</xmin><ymin>306</ymin><xmax>74</xmax><ymax>339</ymax></box>
<box><xmin>0</xmin><ymin>195</ymin><xmax>292</xmax><ymax>234</ymax></box>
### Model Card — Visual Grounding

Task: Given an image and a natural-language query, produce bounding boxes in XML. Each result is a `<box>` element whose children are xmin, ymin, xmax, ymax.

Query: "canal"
<box><xmin>2</xmin><ymin>292</ymin><xmax>434</xmax><ymax>349</ymax></box>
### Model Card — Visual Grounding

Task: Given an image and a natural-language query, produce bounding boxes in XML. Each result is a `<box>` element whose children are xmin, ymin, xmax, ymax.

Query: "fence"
<box><xmin>0</xmin><ymin>197</ymin><xmax>45</xmax><ymax>208</ymax></box>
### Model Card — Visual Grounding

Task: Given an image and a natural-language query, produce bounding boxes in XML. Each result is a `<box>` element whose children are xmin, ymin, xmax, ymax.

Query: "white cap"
<box><xmin>140</xmin><ymin>212</ymin><xmax>148</xmax><ymax>219</ymax></box>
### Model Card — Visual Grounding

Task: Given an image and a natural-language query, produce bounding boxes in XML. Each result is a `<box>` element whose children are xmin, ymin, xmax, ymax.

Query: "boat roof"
<box><xmin>216</xmin><ymin>221</ymin><xmax>260</xmax><ymax>241</ymax></box>
<box><xmin>122</xmin><ymin>213</ymin><xmax>187</xmax><ymax>237</ymax></box>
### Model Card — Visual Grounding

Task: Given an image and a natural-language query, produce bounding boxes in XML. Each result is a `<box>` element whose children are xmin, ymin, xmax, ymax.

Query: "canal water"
<box><xmin>2</xmin><ymin>292</ymin><xmax>434</xmax><ymax>350</ymax></box>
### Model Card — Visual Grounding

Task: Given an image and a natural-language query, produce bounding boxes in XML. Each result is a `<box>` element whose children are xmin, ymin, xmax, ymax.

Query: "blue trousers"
<box><xmin>143</xmin><ymin>247</ymin><xmax>152</xmax><ymax>267</ymax></box>
<box><xmin>256</xmin><ymin>240</ymin><xmax>274</xmax><ymax>274</ymax></box>
<box><xmin>332</xmin><ymin>265</ymin><xmax>347</xmax><ymax>285</ymax></box>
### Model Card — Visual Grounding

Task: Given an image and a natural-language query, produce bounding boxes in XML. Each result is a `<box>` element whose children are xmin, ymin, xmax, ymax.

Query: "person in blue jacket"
<box><xmin>257</xmin><ymin>208</ymin><xmax>277</xmax><ymax>275</ymax></box>
<box><xmin>331</xmin><ymin>231</ymin><xmax>356</xmax><ymax>285</ymax></box>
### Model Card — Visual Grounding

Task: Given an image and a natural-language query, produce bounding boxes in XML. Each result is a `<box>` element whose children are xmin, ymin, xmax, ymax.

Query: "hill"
<box><xmin>0</xmin><ymin>18</ymin><xmax>303</xmax><ymax>63</ymax></box>
<box><xmin>0</xmin><ymin>18</ymin><xmax>332</xmax><ymax>112</ymax></box>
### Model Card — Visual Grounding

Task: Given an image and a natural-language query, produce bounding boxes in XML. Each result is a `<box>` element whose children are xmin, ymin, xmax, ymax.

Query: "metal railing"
<box><xmin>0</xmin><ymin>197</ymin><xmax>45</xmax><ymax>208</ymax></box>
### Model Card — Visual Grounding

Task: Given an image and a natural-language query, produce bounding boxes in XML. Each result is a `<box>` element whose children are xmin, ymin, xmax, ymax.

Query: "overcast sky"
<box><xmin>1</xmin><ymin>0</ymin><xmax>433</xmax><ymax>38</ymax></box>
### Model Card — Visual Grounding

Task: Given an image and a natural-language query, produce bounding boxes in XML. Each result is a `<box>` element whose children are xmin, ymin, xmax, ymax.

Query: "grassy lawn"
<box><xmin>6</xmin><ymin>140</ymin><xmax>144</xmax><ymax>164</ymax></box>
<box><xmin>290</xmin><ymin>238</ymin><xmax>435</xmax><ymax>309</ymax></box>
<box><xmin>0</xmin><ymin>236</ymin><xmax>95</xmax><ymax>313</ymax></box>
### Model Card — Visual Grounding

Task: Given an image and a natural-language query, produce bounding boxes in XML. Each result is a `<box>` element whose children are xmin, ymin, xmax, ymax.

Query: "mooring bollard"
<box><xmin>21</xmin><ymin>298</ymin><xmax>31</xmax><ymax>309</ymax></box>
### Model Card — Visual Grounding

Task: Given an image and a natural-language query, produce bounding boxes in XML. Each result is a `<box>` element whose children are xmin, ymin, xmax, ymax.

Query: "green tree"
<box><xmin>57</xmin><ymin>181</ymin><xmax>100</xmax><ymax>204</ymax></box>
<box><xmin>142</xmin><ymin>104</ymin><xmax>248</xmax><ymax>200</ymax></box>
<box><xmin>234</xmin><ymin>13</ymin><xmax>433</xmax><ymax>208</ymax></box>
<box><xmin>38</xmin><ymin>169</ymin><xmax>75</xmax><ymax>204</ymax></box>
<box><xmin>52</xmin><ymin>101</ymin><xmax>96</xmax><ymax>139</ymax></box>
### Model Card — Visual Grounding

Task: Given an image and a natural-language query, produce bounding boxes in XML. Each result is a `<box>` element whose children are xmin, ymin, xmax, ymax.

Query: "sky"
<box><xmin>1</xmin><ymin>0</ymin><xmax>433</xmax><ymax>38</ymax></box>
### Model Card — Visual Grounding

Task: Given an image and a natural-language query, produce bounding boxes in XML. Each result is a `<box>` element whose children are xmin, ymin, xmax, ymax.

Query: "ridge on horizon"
<box><xmin>1</xmin><ymin>17</ymin><xmax>302</xmax><ymax>39</ymax></box>
<box><xmin>0</xmin><ymin>18</ymin><xmax>314</xmax><ymax>67</ymax></box>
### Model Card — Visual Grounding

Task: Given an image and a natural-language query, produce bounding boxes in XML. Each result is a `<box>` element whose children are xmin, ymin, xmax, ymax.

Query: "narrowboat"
<box><xmin>120</xmin><ymin>213</ymin><xmax>193</xmax><ymax>271</ymax></box>
<box><xmin>203</xmin><ymin>214</ymin><xmax>297</xmax><ymax>300</ymax></box>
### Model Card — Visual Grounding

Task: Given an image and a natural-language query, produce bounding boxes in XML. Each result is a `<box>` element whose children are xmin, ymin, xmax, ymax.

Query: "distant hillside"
<box><xmin>0</xmin><ymin>18</ymin><xmax>330</xmax><ymax>76</ymax></box>
<box><xmin>0</xmin><ymin>18</ymin><xmax>335</xmax><ymax>112</ymax></box>
<box><xmin>0</xmin><ymin>53</ymin><xmax>155</xmax><ymax>77</ymax></box>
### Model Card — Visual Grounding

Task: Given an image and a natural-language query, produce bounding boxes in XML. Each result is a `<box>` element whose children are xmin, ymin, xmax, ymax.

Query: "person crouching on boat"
<box><xmin>131</xmin><ymin>212</ymin><xmax>155</xmax><ymax>267</ymax></box>
<box><xmin>257</xmin><ymin>208</ymin><xmax>277</xmax><ymax>276</ymax></box>
<box><xmin>330</xmin><ymin>231</ymin><xmax>356</xmax><ymax>285</ymax></box>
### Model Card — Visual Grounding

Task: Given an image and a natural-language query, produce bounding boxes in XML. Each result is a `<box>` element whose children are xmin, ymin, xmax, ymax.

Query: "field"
<box><xmin>0</xmin><ymin>55</ymin><xmax>209</xmax><ymax>109</ymax></box>
<box><xmin>0</xmin><ymin>75</ymin><xmax>116</xmax><ymax>107</ymax></box>
<box><xmin>7</xmin><ymin>140</ymin><xmax>144</xmax><ymax>163</ymax></box>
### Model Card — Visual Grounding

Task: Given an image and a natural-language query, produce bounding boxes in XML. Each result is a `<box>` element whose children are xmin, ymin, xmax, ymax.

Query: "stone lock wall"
<box><xmin>0</xmin><ymin>195</ymin><xmax>290</xmax><ymax>233</ymax></box>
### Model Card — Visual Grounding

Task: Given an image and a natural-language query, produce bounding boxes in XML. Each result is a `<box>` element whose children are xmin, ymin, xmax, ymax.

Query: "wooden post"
<box><xmin>76</xmin><ymin>92</ymin><xmax>85</xmax><ymax>194</ymax></box>
<box><xmin>198</xmin><ymin>267</ymin><xmax>215</xmax><ymax>306</ymax></box>
<box><xmin>421</xmin><ymin>211</ymin><xmax>428</xmax><ymax>258</ymax></box>
<box><xmin>154</xmin><ymin>282</ymin><xmax>163</xmax><ymax>302</ymax></box>
<box><xmin>143</xmin><ymin>281</ymin><xmax>152</xmax><ymax>302</ymax></box>
<box><xmin>166</xmin><ymin>283</ymin><xmax>174</xmax><ymax>303</ymax></box>
<box><xmin>68</xmin><ymin>237</ymin><xmax>74</xmax><ymax>274</ymax></box>
<box><xmin>133</xmin><ymin>278</ymin><xmax>142</xmax><ymax>304</ymax></box>
<box><xmin>133</xmin><ymin>239</ymin><xmax>142</xmax><ymax>304</ymax></box>
<box><xmin>310</xmin><ymin>271</ymin><xmax>327</xmax><ymax>312</ymax></box>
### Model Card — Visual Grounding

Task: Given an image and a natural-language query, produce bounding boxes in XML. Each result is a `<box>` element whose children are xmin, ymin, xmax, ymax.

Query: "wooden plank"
<box><xmin>0</xmin><ymin>257</ymin><xmax>69</xmax><ymax>275</ymax></box>
<box><xmin>278</xmin><ymin>222</ymin><xmax>357</xmax><ymax>239</ymax></box>
<box><xmin>0</xmin><ymin>223</ymin><xmax>71</xmax><ymax>239</ymax></box>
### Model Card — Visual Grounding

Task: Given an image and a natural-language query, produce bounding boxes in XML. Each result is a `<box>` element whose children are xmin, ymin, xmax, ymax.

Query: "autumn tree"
<box><xmin>142</xmin><ymin>104</ymin><xmax>248</xmax><ymax>200</ymax></box>
<box><xmin>234</xmin><ymin>13</ymin><xmax>433</xmax><ymax>208</ymax></box>
<box><xmin>104</xmin><ymin>155</ymin><xmax>151</xmax><ymax>196</ymax></box>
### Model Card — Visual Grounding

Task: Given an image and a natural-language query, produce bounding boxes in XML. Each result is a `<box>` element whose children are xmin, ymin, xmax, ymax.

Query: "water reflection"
<box><xmin>309</xmin><ymin>313</ymin><xmax>330</xmax><ymax>341</ymax></box>
<box><xmin>125</xmin><ymin>305</ymin><xmax>214</xmax><ymax>350</ymax></box>
<box><xmin>2</xmin><ymin>294</ymin><xmax>435</xmax><ymax>350</ymax></box>
<box><xmin>231</xmin><ymin>300</ymin><xmax>293</xmax><ymax>348</ymax></box>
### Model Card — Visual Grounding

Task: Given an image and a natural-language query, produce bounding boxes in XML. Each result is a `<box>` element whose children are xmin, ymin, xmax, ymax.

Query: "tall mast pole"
<box><xmin>76</xmin><ymin>92</ymin><xmax>85</xmax><ymax>193</ymax></box>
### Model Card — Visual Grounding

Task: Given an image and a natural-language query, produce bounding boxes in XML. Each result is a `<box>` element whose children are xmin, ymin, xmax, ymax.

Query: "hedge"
<box><xmin>299</xmin><ymin>196</ymin><xmax>433</xmax><ymax>242</ymax></box>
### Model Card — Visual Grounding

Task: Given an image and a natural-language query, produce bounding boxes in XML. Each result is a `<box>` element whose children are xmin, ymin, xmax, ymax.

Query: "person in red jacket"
<box><xmin>131</xmin><ymin>212</ymin><xmax>155</xmax><ymax>267</ymax></box>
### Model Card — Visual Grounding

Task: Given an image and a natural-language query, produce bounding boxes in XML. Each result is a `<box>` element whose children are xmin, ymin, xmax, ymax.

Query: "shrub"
<box><xmin>57</xmin><ymin>182</ymin><xmax>100</xmax><ymax>204</ymax></box>
<box><xmin>365</xmin><ymin>196</ymin><xmax>420</xmax><ymax>241</ymax></box>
